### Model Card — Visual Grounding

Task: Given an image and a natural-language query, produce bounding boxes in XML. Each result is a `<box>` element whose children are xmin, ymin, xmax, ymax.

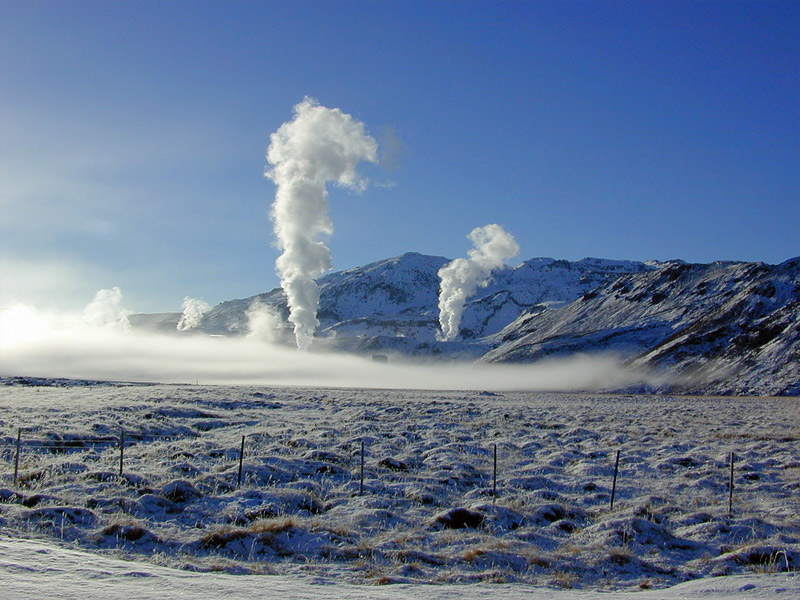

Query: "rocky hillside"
<box><xmin>483</xmin><ymin>258</ymin><xmax>800</xmax><ymax>396</ymax></box>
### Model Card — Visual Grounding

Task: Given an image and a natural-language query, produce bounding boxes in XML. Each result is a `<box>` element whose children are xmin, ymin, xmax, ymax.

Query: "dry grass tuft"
<box><xmin>198</xmin><ymin>527</ymin><xmax>249</xmax><ymax>549</ymax></box>
<box><xmin>608</xmin><ymin>547</ymin><xmax>634</xmax><ymax>565</ymax></box>
<box><xmin>527</xmin><ymin>552</ymin><xmax>551</xmax><ymax>568</ymax></box>
<box><xmin>462</xmin><ymin>547</ymin><xmax>486</xmax><ymax>562</ymax></box>
<box><xmin>248</xmin><ymin>517</ymin><xmax>297</xmax><ymax>535</ymax></box>
<box><xmin>101</xmin><ymin>521</ymin><xmax>155</xmax><ymax>542</ymax></box>
<box><xmin>549</xmin><ymin>570</ymin><xmax>579</xmax><ymax>588</ymax></box>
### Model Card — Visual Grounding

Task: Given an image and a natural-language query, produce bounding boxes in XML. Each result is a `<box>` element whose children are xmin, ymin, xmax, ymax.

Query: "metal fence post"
<box><xmin>728</xmin><ymin>451</ymin><xmax>735</xmax><ymax>518</ymax></box>
<box><xmin>492</xmin><ymin>443</ymin><xmax>498</xmax><ymax>502</ymax></box>
<box><xmin>237</xmin><ymin>435</ymin><xmax>246</xmax><ymax>488</ymax></box>
<box><xmin>13</xmin><ymin>428</ymin><xmax>21</xmax><ymax>485</ymax></box>
<box><xmin>610</xmin><ymin>450</ymin><xmax>621</xmax><ymax>510</ymax></box>
<box><xmin>119</xmin><ymin>428</ymin><xmax>125</xmax><ymax>477</ymax></box>
<box><xmin>359</xmin><ymin>440</ymin><xmax>365</xmax><ymax>496</ymax></box>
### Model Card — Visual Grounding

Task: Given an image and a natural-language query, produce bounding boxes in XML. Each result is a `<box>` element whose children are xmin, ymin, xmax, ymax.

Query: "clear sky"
<box><xmin>1</xmin><ymin>0</ymin><xmax>798</xmax><ymax>314</ymax></box>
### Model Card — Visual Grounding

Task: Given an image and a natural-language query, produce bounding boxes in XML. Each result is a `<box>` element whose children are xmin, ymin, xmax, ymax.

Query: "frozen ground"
<box><xmin>1</xmin><ymin>538</ymin><xmax>797</xmax><ymax>599</ymax></box>
<box><xmin>0</xmin><ymin>379</ymin><xmax>798</xmax><ymax>596</ymax></box>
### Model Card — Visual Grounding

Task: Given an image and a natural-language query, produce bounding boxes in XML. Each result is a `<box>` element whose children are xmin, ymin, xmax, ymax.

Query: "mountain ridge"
<box><xmin>484</xmin><ymin>257</ymin><xmax>800</xmax><ymax>395</ymax></box>
<box><xmin>189</xmin><ymin>252</ymin><xmax>655</xmax><ymax>355</ymax></box>
<box><xmin>129</xmin><ymin>252</ymin><xmax>800</xmax><ymax>395</ymax></box>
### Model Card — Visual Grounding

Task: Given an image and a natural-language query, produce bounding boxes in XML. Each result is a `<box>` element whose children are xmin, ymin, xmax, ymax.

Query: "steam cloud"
<box><xmin>246</xmin><ymin>299</ymin><xmax>287</xmax><ymax>343</ymax></box>
<box><xmin>437</xmin><ymin>224</ymin><xmax>520</xmax><ymax>341</ymax></box>
<box><xmin>266</xmin><ymin>98</ymin><xmax>378</xmax><ymax>350</ymax></box>
<box><xmin>177</xmin><ymin>297</ymin><xmax>211</xmax><ymax>331</ymax></box>
<box><xmin>82</xmin><ymin>287</ymin><xmax>131</xmax><ymax>330</ymax></box>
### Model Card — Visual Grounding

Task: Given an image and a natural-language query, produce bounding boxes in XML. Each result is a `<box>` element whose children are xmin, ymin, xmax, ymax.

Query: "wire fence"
<box><xmin>3</xmin><ymin>425</ymin><xmax>791</xmax><ymax>522</ymax></box>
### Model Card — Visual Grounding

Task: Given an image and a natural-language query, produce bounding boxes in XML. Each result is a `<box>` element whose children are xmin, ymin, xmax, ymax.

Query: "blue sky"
<box><xmin>1</xmin><ymin>0</ymin><xmax>798</xmax><ymax>313</ymax></box>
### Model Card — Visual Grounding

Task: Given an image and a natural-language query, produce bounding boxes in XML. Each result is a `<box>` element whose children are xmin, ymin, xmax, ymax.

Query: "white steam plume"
<box><xmin>437</xmin><ymin>224</ymin><xmax>519</xmax><ymax>341</ymax></box>
<box><xmin>266</xmin><ymin>98</ymin><xmax>378</xmax><ymax>350</ymax></box>
<box><xmin>82</xmin><ymin>287</ymin><xmax>131</xmax><ymax>330</ymax></box>
<box><xmin>246</xmin><ymin>299</ymin><xmax>286</xmax><ymax>343</ymax></box>
<box><xmin>177</xmin><ymin>297</ymin><xmax>211</xmax><ymax>331</ymax></box>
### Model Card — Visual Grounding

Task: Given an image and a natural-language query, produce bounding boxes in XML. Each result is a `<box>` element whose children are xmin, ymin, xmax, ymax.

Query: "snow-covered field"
<box><xmin>1</xmin><ymin>379</ymin><xmax>798</xmax><ymax>597</ymax></box>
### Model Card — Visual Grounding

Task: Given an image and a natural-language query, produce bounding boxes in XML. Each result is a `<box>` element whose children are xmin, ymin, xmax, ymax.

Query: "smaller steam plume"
<box><xmin>246</xmin><ymin>299</ymin><xmax>287</xmax><ymax>343</ymax></box>
<box><xmin>437</xmin><ymin>224</ymin><xmax>519</xmax><ymax>341</ymax></box>
<box><xmin>177</xmin><ymin>297</ymin><xmax>211</xmax><ymax>331</ymax></box>
<box><xmin>266</xmin><ymin>97</ymin><xmax>378</xmax><ymax>350</ymax></box>
<box><xmin>82</xmin><ymin>287</ymin><xmax>131</xmax><ymax>330</ymax></box>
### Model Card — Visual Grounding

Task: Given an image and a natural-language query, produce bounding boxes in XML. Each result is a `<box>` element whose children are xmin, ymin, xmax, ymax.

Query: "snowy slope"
<box><xmin>484</xmin><ymin>258</ymin><xmax>800</xmax><ymax>396</ymax></box>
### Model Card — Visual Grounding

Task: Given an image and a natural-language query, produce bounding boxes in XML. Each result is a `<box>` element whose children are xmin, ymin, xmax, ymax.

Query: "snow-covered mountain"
<box><xmin>483</xmin><ymin>258</ymin><xmax>800</xmax><ymax>396</ymax></box>
<box><xmin>170</xmin><ymin>253</ymin><xmax>653</xmax><ymax>357</ymax></box>
<box><xmin>130</xmin><ymin>252</ymin><xmax>800</xmax><ymax>395</ymax></box>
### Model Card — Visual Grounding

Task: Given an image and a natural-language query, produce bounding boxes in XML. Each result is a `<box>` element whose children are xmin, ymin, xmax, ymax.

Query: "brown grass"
<box><xmin>462</xmin><ymin>548</ymin><xmax>486</xmax><ymax>562</ymax></box>
<box><xmin>249</xmin><ymin>517</ymin><xmax>298</xmax><ymax>535</ymax></box>
<box><xmin>549</xmin><ymin>570</ymin><xmax>579</xmax><ymax>588</ymax></box>
<box><xmin>527</xmin><ymin>552</ymin><xmax>551</xmax><ymax>568</ymax></box>
<box><xmin>199</xmin><ymin>527</ymin><xmax>250</xmax><ymax>549</ymax></box>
